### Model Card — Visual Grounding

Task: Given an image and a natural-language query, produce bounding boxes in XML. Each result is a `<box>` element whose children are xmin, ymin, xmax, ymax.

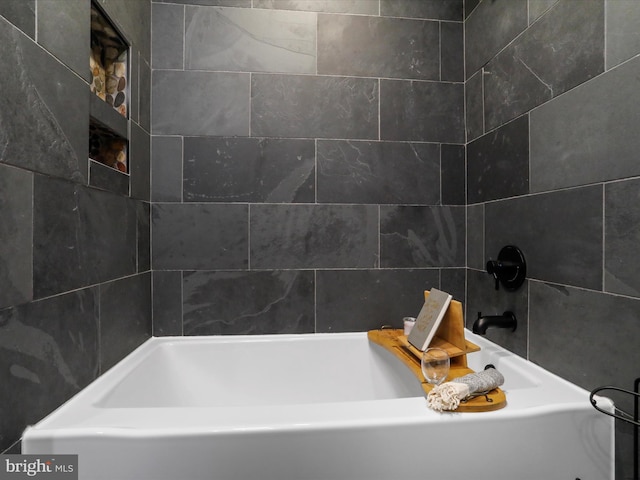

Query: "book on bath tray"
<box><xmin>407</xmin><ymin>288</ymin><xmax>453</xmax><ymax>351</ymax></box>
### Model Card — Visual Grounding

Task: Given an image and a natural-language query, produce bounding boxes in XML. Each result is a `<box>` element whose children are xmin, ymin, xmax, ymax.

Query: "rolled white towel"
<box><xmin>427</xmin><ymin>368</ymin><xmax>504</xmax><ymax>412</ymax></box>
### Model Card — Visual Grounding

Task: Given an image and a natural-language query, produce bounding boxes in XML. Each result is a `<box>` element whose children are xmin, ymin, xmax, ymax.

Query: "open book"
<box><xmin>407</xmin><ymin>288</ymin><xmax>453</xmax><ymax>351</ymax></box>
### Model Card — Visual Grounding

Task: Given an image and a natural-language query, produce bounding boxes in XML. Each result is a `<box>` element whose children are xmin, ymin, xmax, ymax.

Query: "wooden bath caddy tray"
<box><xmin>368</xmin><ymin>293</ymin><xmax>506</xmax><ymax>412</ymax></box>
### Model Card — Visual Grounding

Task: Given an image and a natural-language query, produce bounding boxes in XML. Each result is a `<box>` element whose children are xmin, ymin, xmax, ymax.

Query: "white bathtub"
<box><xmin>23</xmin><ymin>331</ymin><xmax>614</xmax><ymax>480</ymax></box>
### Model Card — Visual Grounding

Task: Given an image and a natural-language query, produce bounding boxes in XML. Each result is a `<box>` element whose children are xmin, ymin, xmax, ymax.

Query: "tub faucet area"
<box><xmin>472</xmin><ymin>311</ymin><xmax>517</xmax><ymax>335</ymax></box>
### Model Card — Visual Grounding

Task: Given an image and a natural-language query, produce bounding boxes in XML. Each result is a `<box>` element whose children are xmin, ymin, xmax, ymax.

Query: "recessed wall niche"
<box><xmin>89</xmin><ymin>1</ymin><xmax>129</xmax><ymax>175</ymax></box>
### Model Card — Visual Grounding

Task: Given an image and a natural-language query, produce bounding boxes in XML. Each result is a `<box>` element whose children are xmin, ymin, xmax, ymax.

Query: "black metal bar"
<box><xmin>590</xmin><ymin>379</ymin><xmax>640</xmax><ymax>480</ymax></box>
<box><xmin>634</xmin><ymin>378</ymin><xmax>639</xmax><ymax>480</ymax></box>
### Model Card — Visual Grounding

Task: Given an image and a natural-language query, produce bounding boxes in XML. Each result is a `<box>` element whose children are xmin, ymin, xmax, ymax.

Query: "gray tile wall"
<box><xmin>151</xmin><ymin>0</ymin><xmax>466</xmax><ymax>336</ymax></box>
<box><xmin>465</xmin><ymin>0</ymin><xmax>640</xmax><ymax>476</ymax></box>
<box><xmin>0</xmin><ymin>0</ymin><xmax>151</xmax><ymax>453</ymax></box>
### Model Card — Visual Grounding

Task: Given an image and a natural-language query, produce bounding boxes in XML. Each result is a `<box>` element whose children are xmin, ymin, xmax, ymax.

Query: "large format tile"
<box><xmin>253</xmin><ymin>0</ymin><xmax>377</xmax><ymax>14</ymax></box>
<box><xmin>184</xmin><ymin>137</ymin><xmax>315</xmax><ymax>203</ymax></box>
<box><xmin>380</xmin><ymin>0</ymin><xmax>463</xmax><ymax>21</ymax></box>
<box><xmin>380</xmin><ymin>79</ymin><xmax>464</xmax><ymax>143</ymax></box>
<box><xmin>185</xmin><ymin>6</ymin><xmax>315</xmax><ymax>74</ymax></box>
<box><xmin>465</xmin><ymin>70</ymin><xmax>484</xmax><ymax>141</ymax></box>
<box><xmin>530</xmin><ymin>55</ymin><xmax>640</xmax><ymax>192</ymax></box>
<box><xmin>136</xmin><ymin>201</ymin><xmax>151</xmax><ymax>272</ymax></box>
<box><xmin>467</xmin><ymin>115</ymin><xmax>529</xmax><ymax>203</ymax></box>
<box><xmin>130</xmin><ymin>123</ymin><xmax>150</xmax><ymax>201</ymax></box>
<box><xmin>316</xmin><ymin>140</ymin><xmax>440</xmax><ymax>204</ymax></box>
<box><xmin>0</xmin><ymin>165</ymin><xmax>32</xmax><ymax>309</ymax></box>
<box><xmin>99</xmin><ymin>273</ymin><xmax>151</xmax><ymax>372</ymax></box>
<box><xmin>154</xmin><ymin>0</ymin><xmax>250</xmax><ymax>6</ymax></box>
<box><xmin>152</xmin><ymin>271</ymin><xmax>183</xmax><ymax>336</ymax></box>
<box><xmin>484</xmin><ymin>0</ymin><xmax>604</xmax><ymax>130</ymax></box>
<box><xmin>0</xmin><ymin>288</ymin><xmax>99</xmax><ymax>452</ymax></box>
<box><xmin>441</xmin><ymin>144</ymin><xmax>465</xmax><ymax>205</ymax></box>
<box><xmin>465</xmin><ymin>0</ymin><xmax>527</xmax><ymax>77</ymax></box>
<box><xmin>605</xmin><ymin>178</ymin><xmax>640</xmax><ymax>297</ymax></box>
<box><xmin>151</xmin><ymin>2</ymin><xmax>183</xmax><ymax>70</ymax></box>
<box><xmin>316</xmin><ymin>269</ymin><xmax>440</xmax><ymax>332</ymax></box>
<box><xmin>252</xmin><ymin>74</ymin><xmax>378</xmax><ymax>139</ymax></box>
<box><xmin>466</xmin><ymin>204</ymin><xmax>484</xmax><ymax>270</ymax></box>
<box><xmin>183</xmin><ymin>270</ymin><xmax>314</xmax><ymax>335</ymax></box>
<box><xmin>485</xmin><ymin>186</ymin><xmax>603</xmax><ymax>290</ymax></box>
<box><xmin>37</xmin><ymin>0</ymin><xmax>90</xmax><ymax>81</ymax></box>
<box><xmin>153</xmin><ymin>70</ymin><xmax>249</xmax><ymax>136</ymax></box>
<box><xmin>0</xmin><ymin>0</ymin><xmax>35</xmax><ymax>38</ymax></box>
<box><xmin>529</xmin><ymin>282</ymin><xmax>640</xmax><ymax>391</ymax></box>
<box><xmin>151</xmin><ymin>136</ymin><xmax>182</xmax><ymax>202</ymax></box>
<box><xmin>441</xmin><ymin>21</ymin><xmax>464</xmax><ymax>82</ymax></box>
<box><xmin>606</xmin><ymin>0</ymin><xmax>640</xmax><ymax>70</ymax></box>
<box><xmin>0</xmin><ymin>18</ymin><xmax>88</xmax><ymax>182</ymax></box>
<box><xmin>318</xmin><ymin>14</ymin><xmax>439</xmax><ymax>80</ymax></box>
<box><xmin>33</xmin><ymin>176</ymin><xmax>138</xmax><ymax>298</ymax></box>
<box><xmin>380</xmin><ymin>206</ymin><xmax>465</xmax><ymax>268</ymax></box>
<box><xmin>152</xmin><ymin>203</ymin><xmax>248</xmax><ymax>270</ymax></box>
<box><xmin>250</xmin><ymin>204</ymin><xmax>378</xmax><ymax>269</ymax></box>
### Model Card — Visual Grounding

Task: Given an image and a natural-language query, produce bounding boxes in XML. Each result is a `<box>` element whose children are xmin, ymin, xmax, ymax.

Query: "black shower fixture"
<box><xmin>486</xmin><ymin>245</ymin><xmax>526</xmax><ymax>291</ymax></box>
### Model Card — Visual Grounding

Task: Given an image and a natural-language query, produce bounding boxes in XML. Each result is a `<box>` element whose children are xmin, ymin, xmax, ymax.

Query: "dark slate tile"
<box><xmin>252</xmin><ymin>74</ymin><xmax>378</xmax><ymax>140</ymax></box>
<box><xmin>152</xmin><ymin>203</ymin><xmax>248</xmax><ymax>270</ymax></box>
<box><xmin>316</xmin><ymin>140</ymin><xmax>440</xmax><ymax>204</ymax></box>
<box><xmin>465</xmin><ymin>69</ymin><xmax>484</xmax><ymax>141</ymax></box>
<box><xmin>129</xmin><ymin>49</ymin><xmax>139</xmax><ymax>124</ymax></box>
<box><xmin>100</xmin><ymin>273</ymin><xmax>151</xmax><ymax>372</ymax></box>
<box><xmin>0</xmin><ymin>288</ymin><xmax>99</xmax><ymax>452</ymax></box>
<box><xmin>318</xmin><ymin>14</ymin><xmax>439</xmax><ymax>81</ymax></box>
<box><xmin>466</xmin><ymin>203</ymin><xmax>484</xmax><ymax>271</ymax></box>
<box><xmin>441</xmin><ymin>144</ymin><xmax>465</xmax><ymax>205</ymax></box>
<box><xmin>152</xmin><ymin>2</ymin><xmax>183</xmax><ymax>70</ymax></box>
<box><xmin>153</xmin><ymin>70</ymin><xmax>249</xmax><ymax>136</ymax></box>
<box><xmin>185</xmin><ymin>6</ymin><xmax>315</xmax><ymax>74</ymax></box>
<box><xmin>0</xmin><ymin>164</ymin><xmax>32</xmax><ymax>310</ymax></box>
<box><xmin>485</xmin><ymin>186</ymin><xmax>603</xmax><ymax>290</ymax></box>
<box><xmin>136</xmin><ymin>201</ymin><xmax>151</xmax><ymax>272</ymax></box>
<box><xmin>484</xmin><ymin>0</ymin><xmax>604</xmax><ymax>131</ymax></box>
<box><xmin>0</xmin><ymin>0</ymin><xmax>35</xmax><ymax>38</ymax></box>
<box><xmin>530</xmin><ymin>56</ymin><xmax>640</xmax><ymax>192</ymax></box>
<box><xmin>99</xmin><ymin>0</ymin><xmax>151</xmax><ymax>61</ymax></box>
<box><xmin>151</xmin><ymin>136</ymin><xmax>183</xmax><ymax>202</ymax></box>
<box><xmin>183</xmin><ymin>270</ymin><xmax>314</xmax><ymax>335</ymax></box>
<box><xmin>467</xmin><ymin>115</ymin><xmax>529</xmax><ymax>203</ymax></box>
<box><xmin>381</xmin><ymin>0</ymin><xmax>463</xmax><ymax>20</ymax></box>
<box><xmin>465</xmin><ymin>269</ymin><xmax>528</xmax><ymax>357</ymax></box>
<box><xmin>380</xmin><ymin>206</ymin><xmax>465</xmax><ymax>268</ymax></box>
<box><xmin>33</xmin><ymin>176</ymin><xmax>137</xmax><ymax>298</ymax></box>
<box><xmin>441</xmin><ymin>20</ymin><xmax>464</xmax><ymax>82</ymax></box>
<box><xmin>465</xmin><ymin>0</ymin><xmax>527</xmax><ymax>77</ymax></box>
<box><xmin>464</xmin><ymin>0</ymin><xmax>480</xmax><ymax>19</ymax></box>
<box><xmin>253</xmin><ymin>0</ymin><xmax>377</xmax><ymax>14</ymax></box>
<box><xmin>528</xmin><ymin>0</ymin><xmax>559</xmax><ymax>24</ymax></box>
<box><xmin>380</xmin><ymin>79</ymin><xmax>464</xmax><ymax>143</ymax></box>
<box><xmin>440</xmin><ymin>268</ymin><xmax>466</xmax><ymax>305</ymax></box>
<box><xmin>155</xmin><ymin>0</ymin><xmax>250</xmax><ymax>6</ymax></box>
<box><xmin>138</xmin><ymin>57</ymin><xmax>151</xmax><ymax>132</ymax></box>
<box><xmin>37</xmin><ymin>0</ymin><xmax>90</xmax><ymax>81</ymax></box>
<box><xmin>130</xmin><ymin>122</ymin><xmax>150</xmax><ymax>201</ymax></box>
<box><xmin>316</xmin><ymin>269</ymin><xmax>440</xmax><ymax>332</ymax></box>
<box><xmin>529</xmin><ymin>282</ymin><xmax>640</xmax><ymax>392</ymax></box>
<box><xmin>250</xmin><ymin>204</ymin><xmax>378</xmax><ymax>269</ymax></box>
<box><xmin>605</xmin><ymin>178</ymin><xmax>640</xmax><ymax>297</ymax></box>
<box><xmin>89</xmin><ymin>160</ymin><xmax>129</xmax><ymax>196</ymax></box>
<box><xmin>0</xmin><ymin>18</ymin><xmax>88</xmax><ymax>182</ymax></box>
<box><xmin>606</xmin><ymin>0</ymin><xmax>640</xmax><ymax>70</ymax></box>
<box><xmin>183</xmin><ymin>137</ymin><xmax>315</xmax><ymax>203</ymax></box>
<box><xmin>152</xmin><ymin>270</ymin><xmax>183</xmax><ymax>336</ymax></box>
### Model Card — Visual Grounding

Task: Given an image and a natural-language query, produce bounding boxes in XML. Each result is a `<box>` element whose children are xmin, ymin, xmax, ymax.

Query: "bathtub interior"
<box><xmin>95</xmin><ymin>334</ymin><xmax>425</xmax><ymax>408</ymax></box>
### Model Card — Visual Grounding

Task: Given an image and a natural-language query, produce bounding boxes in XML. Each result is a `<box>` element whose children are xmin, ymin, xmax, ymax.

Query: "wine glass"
<box><xmin>421</xmin><ymin>348</ymin><xmax>450</xmax><ymax>386</ymax></box>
